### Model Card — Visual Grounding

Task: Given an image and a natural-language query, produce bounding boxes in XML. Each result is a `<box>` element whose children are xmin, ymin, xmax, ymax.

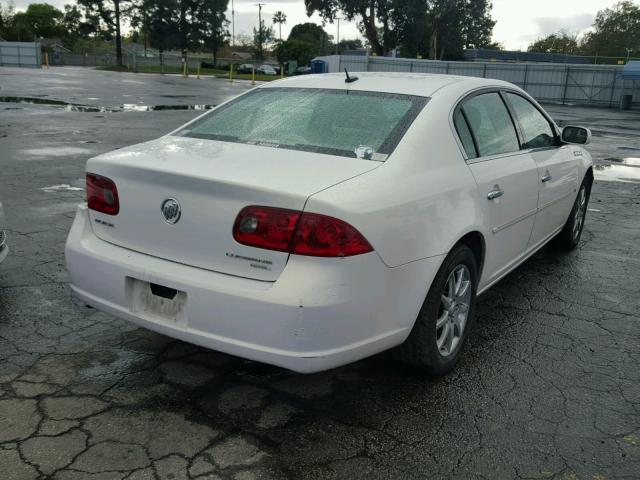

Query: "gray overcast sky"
<box><xmin>8</xmin><ymin>0</ymin><xmax>621</xmax><ymax>50</ymax></box>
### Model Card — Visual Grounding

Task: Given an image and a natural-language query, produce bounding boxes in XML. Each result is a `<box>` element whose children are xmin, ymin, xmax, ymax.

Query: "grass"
<box><xmin>96</xmin><ymin>64</ymin><xmax>283</xmax><ymax>81</ymax></box>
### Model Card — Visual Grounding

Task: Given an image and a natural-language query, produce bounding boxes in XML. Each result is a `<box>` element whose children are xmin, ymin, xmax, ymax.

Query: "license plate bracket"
<box><xmin>127</xmin><ymin>277</ymin><xmax>188</xmax><ymax>327</ymax></box>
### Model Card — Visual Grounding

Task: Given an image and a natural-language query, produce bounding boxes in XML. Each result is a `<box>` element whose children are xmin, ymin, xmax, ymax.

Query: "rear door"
<box><xmin>503</xmin><ymin>92</ymin><xmax>579</xmax><ymax>247</ymax></box>
<box><xmin>454</xmin><ymin>92</ymin><xmax>540</xmax><ymax>286</ymax></box>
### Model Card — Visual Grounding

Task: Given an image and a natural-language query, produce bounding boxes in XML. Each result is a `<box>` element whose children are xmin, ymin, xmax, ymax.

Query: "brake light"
<box><xmin>233</xmin><ymin>206</ymin><xmax>373</xmax><ymax>257</ymax></box>
<box><xmin>233</xmin><ymin>206</ymin><xmax>300</xmax><ymax>252</ymax></box>
<box><xmin>86</xmin><ymin>173</ymin><xmax>119</xmax><ymax>215</ymax></box>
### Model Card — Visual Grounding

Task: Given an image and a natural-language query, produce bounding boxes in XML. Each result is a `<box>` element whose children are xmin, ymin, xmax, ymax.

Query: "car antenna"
<box><xmin>344</xmin><ymin>68</ymin><xmax>359</xmax><ymax>83</ymax></box>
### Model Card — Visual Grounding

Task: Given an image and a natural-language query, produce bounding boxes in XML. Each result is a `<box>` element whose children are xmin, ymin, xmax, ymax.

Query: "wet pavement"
<box><xmin>0</xmin><ymin>67</ymin><xmax>639</xmax><ymax>480</ymax></box>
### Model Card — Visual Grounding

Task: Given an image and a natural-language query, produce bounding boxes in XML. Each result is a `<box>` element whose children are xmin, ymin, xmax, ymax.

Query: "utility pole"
<box><xmin>256</xmin><ymin>3</ymin><xmax>266</xmax><ymax>60</ymax></box>
<box><xmin>232</xmin><ymin>0</ymin><xmax>235</xmax><ymax>47</ymax></box>
<box><xmin>336</xmin><ymin>17</ymin><xmax>340</xmax><ymax>55</ymax></box>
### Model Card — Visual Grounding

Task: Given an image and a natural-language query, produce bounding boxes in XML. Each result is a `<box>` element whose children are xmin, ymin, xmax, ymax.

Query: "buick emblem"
<box><xmin>161</xmin><ymin>198</ymin><xmax>181</xmax><ymax>224</ymax></box>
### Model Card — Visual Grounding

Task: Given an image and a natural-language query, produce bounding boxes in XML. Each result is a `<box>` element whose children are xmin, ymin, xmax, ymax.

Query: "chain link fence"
<box><xmin>315</xmin><ymin>55</ymin><xmax>638</xmax><ymax>108</ymax></box>
<box><xmin>48</xmin><ymin>51</ymin><xmax>265</xmax><ymax>71</ymax></box>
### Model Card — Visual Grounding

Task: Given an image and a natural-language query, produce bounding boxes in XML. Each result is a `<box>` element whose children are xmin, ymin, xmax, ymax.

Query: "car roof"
<box><xmin>260</xmin><ymin>72</ymin><xmax>513</xmax><ymax>98</ymax></box>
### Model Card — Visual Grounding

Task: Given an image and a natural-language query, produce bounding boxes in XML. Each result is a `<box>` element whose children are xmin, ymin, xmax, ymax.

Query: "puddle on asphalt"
<box><xmin>21</xmin><ymin>147</ymin><xmax>93</xmax><ymax>157</ymax></box>
<box><xmin>41</xmin><ymin>184</ymin><xmax>84</xmax><ymax>193</ymax></box>
<box><xmin>605</xmin><ymin>157</ymin><xmax>640</xmax><ymax>167</ymax></box>
<box><xmin>29</xmin><ymin>201</ymin><xmax>80</xmax><ymax>216</ymax></box>
<box><xmin>595</xmin><ymin>159</ymin><xmax>640</xmax><ymax>183</ymax></box>
<box><xmin>0</xmin><ymin>96</ymin><xmax>214</xmax><ymax>113</ymax></box>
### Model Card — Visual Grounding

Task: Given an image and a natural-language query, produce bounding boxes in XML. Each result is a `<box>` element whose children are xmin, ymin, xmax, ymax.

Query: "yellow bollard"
<box><xmin>229</xmin><ymin>64</ymin><xmax>234</xmax><ymax>83</ymax></box>
<box><xmin>44</xmin><ymin>52</ymin><xmax>49</xmax><ymax>69</ymax></box>
<box><xmin>281</xmin><ymin>64</ymin><xmax>284</xmax><ymax>79</ymax></box>
<box><xmin>197</xmin><ymin>64</ymin><xmax>201</xmax><ymax>79</ymax></box>
<box><xmin>252</xmin><ymin>66</ymin><xmax>256</xmax><ymax>86</ymax></box>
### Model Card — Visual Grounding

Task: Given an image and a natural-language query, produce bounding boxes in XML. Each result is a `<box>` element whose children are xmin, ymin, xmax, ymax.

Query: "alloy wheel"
<box><xmin>573</xmin><ymin>186</ymin><xmax>587</xmax><ymax>240</ymax></box>
<box><xmin>437</xmin><ymin>265</ymin><xmax>472</xmax><ymax>357</ymax></box>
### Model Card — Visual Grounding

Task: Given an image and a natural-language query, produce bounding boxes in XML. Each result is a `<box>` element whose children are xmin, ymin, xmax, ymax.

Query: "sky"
<box><xmin>8</xmin><ymin>0</ymin><xmax>623</xmax><ymax>51</ymax></box>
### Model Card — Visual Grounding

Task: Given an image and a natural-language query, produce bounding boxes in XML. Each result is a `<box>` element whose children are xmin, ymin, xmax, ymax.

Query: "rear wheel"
<box><xmin>395</xmin><ymin>244</ymin><xmax>478</xmax><ymax>376</ymax></box>
<box><xmin>553</xmin><ymin>178</ymin><xmax>591</xmax><ymax>251</ymax></box>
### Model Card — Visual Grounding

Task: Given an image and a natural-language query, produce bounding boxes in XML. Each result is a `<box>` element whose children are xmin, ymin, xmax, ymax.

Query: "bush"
<box><xmin>274</xmin><ymin>39</ymin><xmax>316</xmax><ymax>66</ymax></box>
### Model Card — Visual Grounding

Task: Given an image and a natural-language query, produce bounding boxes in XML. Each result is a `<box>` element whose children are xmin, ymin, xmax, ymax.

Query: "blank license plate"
<box><xmin>127</xmin><ymin>278</ymin><xmax>188</xmax><ymax>327</ymax></box>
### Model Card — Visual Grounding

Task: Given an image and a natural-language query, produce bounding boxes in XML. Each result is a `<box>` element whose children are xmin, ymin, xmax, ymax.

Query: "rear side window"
<box><xmin>505</xmin><ymin>93</ymin><xmax>557</xmax><ymax>149</ymax></box>
<box><xmin>177</xmin><ymin>88</ymin><xmax>429</xmax><ymax>160</ymax></box>
<box><xmin>453</xmin><ymin>110</ymin><xmax>477</xmax><ymax>158</ymax></box>
<box><xmin>461</xmin><ymin>93</ymin><xmax>520</xmax><ymax>157</ymax></box>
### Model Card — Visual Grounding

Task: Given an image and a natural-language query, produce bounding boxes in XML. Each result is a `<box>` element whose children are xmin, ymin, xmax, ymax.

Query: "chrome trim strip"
<box><xmin>538</xmin><ymin>189</ymin><xmax>575</xmax><ymax>212</ymax></box>
<box><xmin>492</xmin><ymin>208</ymin><xmax>538</xmax><ymax>234</ymax></box>
<box><xmin>478</xmin><ymin>225</ymin><xmax>564</xmax><ymax>295</ymax></box>
<box><xmin>491</xmin><ymin>189</ymin><xmax>576</xmax><ymax>234</ymax></box>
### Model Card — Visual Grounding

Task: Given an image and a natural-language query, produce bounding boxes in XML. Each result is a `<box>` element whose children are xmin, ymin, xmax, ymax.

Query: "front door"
<box><xmin>502</xmin><ymin>92</ymin><xmax>579</xmax><ymax>247</ymax></box>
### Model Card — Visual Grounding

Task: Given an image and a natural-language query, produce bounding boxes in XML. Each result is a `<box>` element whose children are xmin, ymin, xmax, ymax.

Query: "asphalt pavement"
<box><xmin>0</xmin><ymin>66</ymin><xmax>639</xmax><ymax>480</ymax></box>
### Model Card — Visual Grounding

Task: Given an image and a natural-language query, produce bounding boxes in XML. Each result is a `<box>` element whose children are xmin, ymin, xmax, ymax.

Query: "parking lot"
<box><xmin>1</xmin><ymin>66</ymin><xmax>639</xmax><ymax>479</ymax></box>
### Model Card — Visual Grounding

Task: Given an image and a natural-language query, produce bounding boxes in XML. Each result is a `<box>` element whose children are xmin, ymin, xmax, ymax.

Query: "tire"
<box><xmin>553</xmin><ymin>177</ymin><xmax>591</xmax><ymax>251</ymax></box>
<box><xmin>394</xmin><ymin>244</ymin><xmax>478</xmax><ymax>376</ymax></box>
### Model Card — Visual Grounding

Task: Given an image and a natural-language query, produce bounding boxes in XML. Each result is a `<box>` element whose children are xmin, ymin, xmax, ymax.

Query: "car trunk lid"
<box><xmin>86</xmin><ymin>136</ymin><xmax>379</xmax><ymax>281</ymax></box>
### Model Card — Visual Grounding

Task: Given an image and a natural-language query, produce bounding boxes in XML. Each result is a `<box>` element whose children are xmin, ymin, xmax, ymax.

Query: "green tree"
<box><xmin>78</xmin><ymin>0</ymin><xmax>132</xmax><ymax>66</ymax></box>
<box><xmin>288</xmin><ymin>22</ymin><xmax>331</xmax><ymax>55</ymax></box>
<box><xmin>253</xmin><ymin>20</ymin><xmax>274</xmax><ymax>60</ymax></box>
<box><xmin>139</xmin><ymin>0</ymin><xmax>178</xmax><ymax>54</ymax></box>
<box><xmin>528</xmin><ymin>32</ymin><xmax>579</xmax><ymax>54</ymax></box>
<box><xmin>62</xmin><ymin>5</ymin><xmax>91</xmax><ymax>44</ymax></box>
<box><xmin>272</xmin><ymin>10</ymin><xmax>286</xmax><ymax>41</ymax></box>
<box><xmin>192</xmin><ymin>0</ymin><xmax>229</xmax><ymax>63</ymax></box>
<box><xmin>581</xmin><ymin>1</ymin><xmax>640</xmax><ymax>59</ymax></box>
<box><xmin>423</xmin><ymin>0</ymin><xmax>495</xmax><ymax>59</ymax></box>
<box><xmin>0</xmin><ymin>1</ymin><xmax>18</xmax><ymax>40</ymax></box>
<box><xmin>8</xmin><ymin>3</ymin><xmax>65</xmax><ymax>40</ymax></box>
<box><xmin>336</xmin><ymin>38</ymin><xmax>363</xmax><ymax>53</ymax></box>
<box><xmin>274</xmin><ymin>38</ymin><xmax>316</xmax><ymax>65</ymax></box>
<box><xmin>482</xmin><ymin>41</ymin><xmax>503</xmax><ymax>50</ymax></box>
<box><xmin>305</xmin><ymin>0</ymin><xmax>495</xmax><ymax>59</ymax></box>
<box><xmin>305</xmin><ymin>0</ymin><xmax>392</xmax><ymax>56</ymax></box>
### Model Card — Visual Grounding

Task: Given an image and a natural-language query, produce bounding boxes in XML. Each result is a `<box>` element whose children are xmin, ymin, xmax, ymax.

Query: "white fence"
<box><xmin>0</xmin><ymin>42</ymin><xmax>42</xmax><ymax>68</ymax></box>
<box><xmin>314</xmin><ymin>55</ymin><xmax>638</xmax><ymax>108</ymax></box>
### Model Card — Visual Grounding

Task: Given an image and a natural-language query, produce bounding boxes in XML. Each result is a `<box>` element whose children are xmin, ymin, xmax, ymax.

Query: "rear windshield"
<box><xmin>175</xmin><ymin>88</ymin><xmax>429</xmax><ymax>160</ymax></box>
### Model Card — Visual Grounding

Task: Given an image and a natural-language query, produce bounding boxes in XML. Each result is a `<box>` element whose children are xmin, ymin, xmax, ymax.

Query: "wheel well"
<box><xmin>458</xmin><ymin>232</ymin><xmax>485</xmax><ymax>279</ymax></box>
<box><xmin>585</xmin><ymin>167</ymin><xmax>594</xmax><ymax>187</ymax></box>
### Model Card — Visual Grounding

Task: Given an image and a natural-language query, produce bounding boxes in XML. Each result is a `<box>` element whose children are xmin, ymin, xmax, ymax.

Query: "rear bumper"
<box><xmin>65</xmin><ymin>205</ymin><xmax>444</xmax><ymax>373</ymax></box>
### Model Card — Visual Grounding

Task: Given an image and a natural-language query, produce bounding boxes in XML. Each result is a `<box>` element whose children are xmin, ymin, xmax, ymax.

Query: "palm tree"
<box><xmin>272</xmin><ymin>11</ymin><xmax>287</xmax><ymax>42</ymax></box>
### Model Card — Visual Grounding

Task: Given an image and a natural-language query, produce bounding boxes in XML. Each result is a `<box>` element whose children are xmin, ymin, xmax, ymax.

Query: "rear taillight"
<box><xmin>290</xmin><ymin>212</ymin><xmax>373</xmax><ymax>257</ymax></box>
<box><xmin>233</xmin><ymin>206</ymin><xmax>373</xmax><ymax>257</ymax></box>
<box><xmin>233</xmin><ymin>206</ymin><xmax>300</xmax><ymax>252</ymax></box>
<box><xmin>86</xmin><ymin>173</ymin><xmax>119</xmax><ymax>215</ymax></box>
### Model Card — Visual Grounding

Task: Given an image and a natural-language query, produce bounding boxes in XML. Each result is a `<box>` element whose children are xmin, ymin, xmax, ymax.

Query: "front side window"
<box><xmin>506</xmin><ymin>93</ymin><xmax>557</xmax><ymax>149</ymax></box>
<box><xmin>461</xmin><ymin>93</ymin><xmax>520</xmax><ymax>157</ymax></box>
<box><xmin>176</xmin><ymin>88</ymin><xmax>428</xmax><ymax>159</ymax></box>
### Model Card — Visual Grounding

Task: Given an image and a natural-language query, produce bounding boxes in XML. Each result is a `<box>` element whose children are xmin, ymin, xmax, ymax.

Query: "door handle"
<box><xmin>541</xmin><ymin>171</ymin><xmax>553</xmax><ymax>183</ymax></box>
<box><xmin>487</xmin><ymin>186</ymin><xmax>504</xmax><ymax>200</ymax></box>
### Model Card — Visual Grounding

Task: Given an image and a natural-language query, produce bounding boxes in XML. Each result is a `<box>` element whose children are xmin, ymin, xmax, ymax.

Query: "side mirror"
<box><xmin>562</xmin><ymin>126</ymin><xmax>592</xmax><ymax>145</ymax></box>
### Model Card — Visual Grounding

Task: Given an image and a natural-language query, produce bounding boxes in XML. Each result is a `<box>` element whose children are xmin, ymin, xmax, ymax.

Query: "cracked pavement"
<box><xmin>0</xmin><ymin>67</ymin><xmax>639</xmax><ymax>479</ymax></box>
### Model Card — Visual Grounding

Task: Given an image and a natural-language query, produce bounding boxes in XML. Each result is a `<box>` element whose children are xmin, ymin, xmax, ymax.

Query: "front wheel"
<box><xmin>553</xmin><ymin>178</ymin><xmax>591</xmax><ymax>251</ymax></box>
<box><xmin>394</xmin><ymin>244</ymin><xmax>478</xmax><ymax>376</ymax></box>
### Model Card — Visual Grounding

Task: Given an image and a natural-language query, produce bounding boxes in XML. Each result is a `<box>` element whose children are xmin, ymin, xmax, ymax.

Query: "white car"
<box><xmin>0</xmin><ymin>200</ymin><xmax>8</xmax><ymax>264</ymax></box>
<box><xmin>66</xmin><ymin>73</ymin><xmax>593</xmax><ymax>375</ymax></box>
<box><xmin>257</xmin><ymin>65</ymin><xmax>277</xmax><ymax>76</ymax></box>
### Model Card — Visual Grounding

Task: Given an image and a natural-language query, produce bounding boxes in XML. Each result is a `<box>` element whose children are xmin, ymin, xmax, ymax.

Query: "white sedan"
<box><xmin>257</xmin><ymin>65</ymin><xmax>278</xmax><ymax>76</ymax></box>
<box><xmin>0</xmin><ymin>200</ymin><xmax>8</xmax><ymax>264</ymax></box>
<box><xmin>65</xmin><ymin>73</ymin><xmax>593</xmax><ymax>375</ymax></box>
